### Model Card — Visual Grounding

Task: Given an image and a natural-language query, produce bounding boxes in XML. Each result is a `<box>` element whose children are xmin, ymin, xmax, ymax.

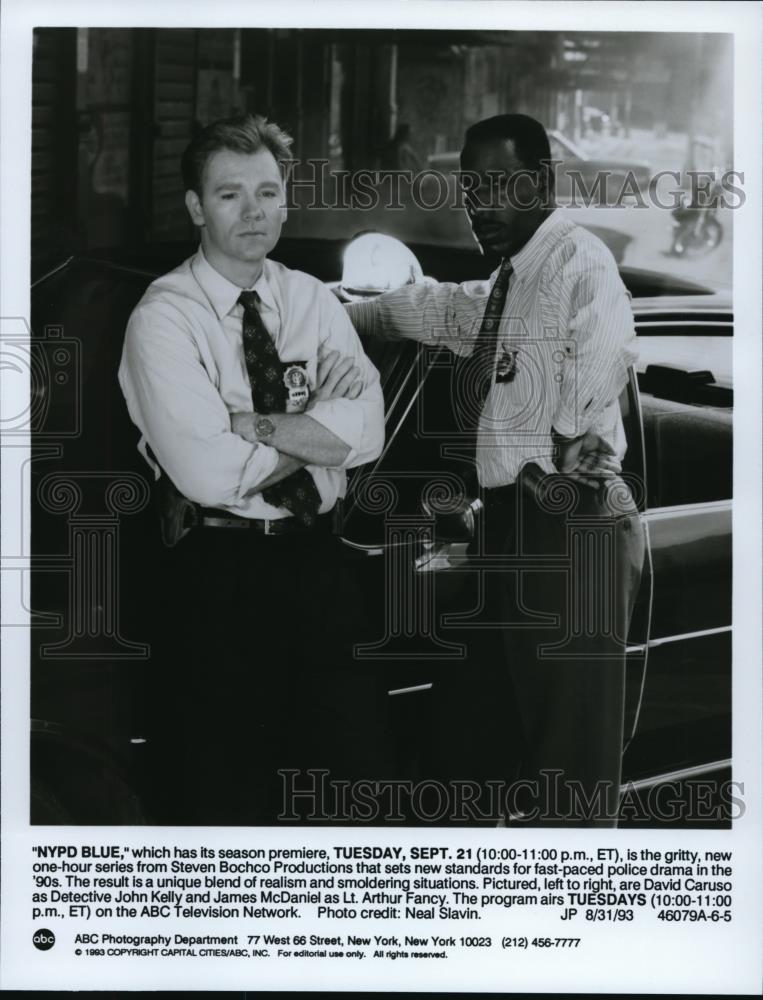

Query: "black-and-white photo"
<box><xmin>27</xmin><ymin>25</ymin><xmax>734</xmax><ymax>830</ymax></box>
<box><xmin>5</xmin><ymin>3</ymin><xmax>763</xmax><ymax>992</ymax></box>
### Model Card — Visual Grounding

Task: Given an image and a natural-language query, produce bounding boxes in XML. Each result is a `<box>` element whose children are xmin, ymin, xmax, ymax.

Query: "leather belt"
<box><xmin>199</xmin><ymin>508</ymin><xmax>335</xmax><ymax>535</ymax></box>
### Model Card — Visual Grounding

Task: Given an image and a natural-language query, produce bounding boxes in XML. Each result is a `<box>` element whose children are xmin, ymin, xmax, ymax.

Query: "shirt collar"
<box><xmin>507</xmin><ymin>207</ymin><xmax>567</xmax><ymax>281</ymax></box>
<box><xmin>192</xmin><ymin>246</ymin><xmax>278</xmax><ymax>320</ymax></box>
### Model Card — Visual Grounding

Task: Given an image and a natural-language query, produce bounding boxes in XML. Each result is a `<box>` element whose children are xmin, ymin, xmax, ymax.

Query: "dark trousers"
<box><xmin>146</xmin><ymin>523</ymin><xmax>387</xmax><ymax>825</ymax></box>
<box><xmin>479</xmin><ymin>465</ymin><xmax>645</xmax><ymax>827</ymax></box>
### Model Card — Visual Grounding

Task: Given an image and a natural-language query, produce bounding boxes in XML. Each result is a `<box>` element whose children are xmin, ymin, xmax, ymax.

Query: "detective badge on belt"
<box><xmin>283</xmin><ymin>361</ymin><xmax>310</xmax><ymax>413</ymax></box>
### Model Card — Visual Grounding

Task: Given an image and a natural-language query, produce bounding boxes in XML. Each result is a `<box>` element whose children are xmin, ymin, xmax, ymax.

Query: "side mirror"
<box><xmin>422</xmin><ymin>495</ymin><xmax>483</xmax><ymax>543</ymax></box>
<box><xmin>329</xmin><ymin>232</ymin><xmax>436</xmax><ymax>302</ymax></box>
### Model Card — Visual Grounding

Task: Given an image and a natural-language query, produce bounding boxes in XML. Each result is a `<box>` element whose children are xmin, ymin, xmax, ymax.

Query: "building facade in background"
<box><xmin>32</xmin><ymin>28</ymin><xmax>733</xmax><ymax>272</ymax></box>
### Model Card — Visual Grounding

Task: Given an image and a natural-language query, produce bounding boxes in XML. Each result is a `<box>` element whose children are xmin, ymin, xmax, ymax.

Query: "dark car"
<box><xmin>28</xmin><ymin>235</ymin><xmax>732</xmax><ymax>826</ymax></box>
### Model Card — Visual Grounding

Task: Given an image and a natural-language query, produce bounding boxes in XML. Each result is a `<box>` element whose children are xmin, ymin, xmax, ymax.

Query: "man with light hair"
<box><xmin>119</xmin><ymin>114</ymin><xmax>386</xmax><ymax>824</ymax></box>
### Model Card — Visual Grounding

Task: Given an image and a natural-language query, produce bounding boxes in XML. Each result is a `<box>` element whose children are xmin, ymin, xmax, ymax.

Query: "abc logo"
<box><xmin>33</xmin><ymin>928</ymin><xmax>55</xmax><ymax>951</ymax></box>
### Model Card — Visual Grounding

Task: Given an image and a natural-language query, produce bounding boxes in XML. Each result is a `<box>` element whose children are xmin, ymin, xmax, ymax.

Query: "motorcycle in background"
<box><xmin>669</xmin><ymin>179</ymin><xmax>724</xmax><ymax>257</ymax></box>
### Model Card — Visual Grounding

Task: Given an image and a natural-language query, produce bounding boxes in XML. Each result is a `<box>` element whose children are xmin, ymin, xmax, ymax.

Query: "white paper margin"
<box><xmin>2</xmin><ymin>1</ymin><xmax>761</xmax><ymax>993</ymax></box>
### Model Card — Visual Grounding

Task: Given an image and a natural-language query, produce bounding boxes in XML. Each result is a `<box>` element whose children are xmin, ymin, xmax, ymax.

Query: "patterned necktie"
<box><xmin>456</xmin><ymin>259</ymin><xmax>514</xmax><ymax>478</ymax></box>
<box><xmin>472</xmin><ymin>258</ymin><xmax>514</xmax><ymax>404</ymax></box>
<box><xmin>238</xmin><ymin>291</ymin><xmax>322</xmax><ymax>526</ymax></box>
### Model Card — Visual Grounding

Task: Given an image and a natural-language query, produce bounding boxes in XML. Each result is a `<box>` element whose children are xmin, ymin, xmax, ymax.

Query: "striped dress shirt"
<box><xmin>347</xmin><ymin>209</ymin><xmax>637</xmax><ymax>488</ymax></box>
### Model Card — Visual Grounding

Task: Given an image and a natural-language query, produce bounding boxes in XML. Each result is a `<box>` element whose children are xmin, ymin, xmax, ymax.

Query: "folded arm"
<box><xmin>242</xmin><ymin>452</ymin><xmax>306</xmax><ymax>497</ymax></box>
<box><xmin>230</xmin><ymin>286</ymin><xmax>385</xmax><ymax>470</ymax></box>
<box><xmin>118</xmin><ymin>300</ymin><xmax>280</xmax><ymax>508</ymax></box>
<box><xmin>232</xmin><ymin>410</ymin><xmax>351</xmax><ymax>467</ymax></box>
<box><xmin>286</xmin><ymin>287</ymin><xmax>386</xmax><ymax>468</ymax></box>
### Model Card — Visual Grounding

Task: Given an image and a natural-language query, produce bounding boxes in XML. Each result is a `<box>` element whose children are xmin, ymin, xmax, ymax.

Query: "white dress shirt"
<box><xmin>347</xmin><ymin>209</ymin><xmax>637</xmax><ymax>488</ymax></box>
<box><xmin>119</xmin><ymin>247</ymin><xmax>384</xmax><ymax>517</ymax></box>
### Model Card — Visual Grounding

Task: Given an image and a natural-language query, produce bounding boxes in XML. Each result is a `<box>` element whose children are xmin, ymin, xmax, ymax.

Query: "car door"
<box><xmin>340</xmin><ymin>329</ymin><xmax>656</xmax><ymax>801</ymax></box>
<box><xmin>621</xmin><ymin>300</ymin><xmax>733</xmax><ymax>806</ymax></box>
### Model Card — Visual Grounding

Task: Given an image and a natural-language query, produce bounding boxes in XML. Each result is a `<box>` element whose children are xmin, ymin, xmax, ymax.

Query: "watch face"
<box><xmin>256</xmin><ymin>417</ymin><xmax>276</xmax><ymax>438</ymax></box>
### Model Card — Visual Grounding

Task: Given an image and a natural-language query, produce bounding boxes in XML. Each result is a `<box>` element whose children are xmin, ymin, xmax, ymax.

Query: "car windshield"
<box><xmin>281</xmin><ymin>30</ymin><xmax>733</xmax><ymax>295</ymax></box>
<box><xmin>30</xmin><ymin>28</ymin><xmax>733</xmax><ymax>297</ymax></box>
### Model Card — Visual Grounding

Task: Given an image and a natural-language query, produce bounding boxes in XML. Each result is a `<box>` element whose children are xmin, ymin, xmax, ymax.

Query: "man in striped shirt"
<box><xmin>347</xmin><ymin>114</ymin><xmax>645</xmax><ymax>826</ymax></box>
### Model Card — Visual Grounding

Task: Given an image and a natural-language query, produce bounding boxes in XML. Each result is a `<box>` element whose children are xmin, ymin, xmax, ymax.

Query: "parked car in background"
<box><xmin>29</xmin><ymin>233</ymin><xmax>731</xmax><ymax>827</ymax></box>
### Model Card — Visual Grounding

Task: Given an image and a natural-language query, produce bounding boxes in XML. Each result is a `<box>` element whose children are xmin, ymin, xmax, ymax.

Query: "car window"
<box><xmin>639</xmin><ymin>394</ymin><xmax>731</xmax><ymax>508</ymax></box>
<box><xmin>636</xmin><ymin>330</ymin><xmax>732</xmax><ymax>507</ymax></box>
<box><xmin>293</xmin><ymin>34</ymin><xmax>733</xmax><ymax>293</ymax></box>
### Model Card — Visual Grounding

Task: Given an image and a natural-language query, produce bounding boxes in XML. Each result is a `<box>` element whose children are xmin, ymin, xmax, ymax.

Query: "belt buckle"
<box><xmin>263</xmin><ymin>519</ymin><xmax>273</xmax><ymax>536</ymax></box>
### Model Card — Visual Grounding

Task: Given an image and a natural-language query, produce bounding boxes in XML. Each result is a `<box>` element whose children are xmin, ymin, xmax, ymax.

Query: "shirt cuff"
<box><xmin>552</xmin><ymin>404</ymin><xmax>591</xmax><ymax>439</ymax></box>
<box><xmin>553</xmin><ymin>399</ymin><xmax>620</xmax><ymax>442</ymax></box>
<box><xmin>306</xmin><ymin>399</ymin><xmax>362</xmax><ymax>467</ymax></box>
<box><xmin>237</xmin><ymin>442</ymin><xmax>280</xmax><ymax>501</ymax></box>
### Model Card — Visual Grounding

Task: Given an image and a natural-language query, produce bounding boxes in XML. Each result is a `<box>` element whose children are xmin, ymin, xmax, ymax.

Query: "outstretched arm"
<box><xmin>345</xmin><ymin>281</ymin><xmax>472</xmax><ymax>354</ymax></box>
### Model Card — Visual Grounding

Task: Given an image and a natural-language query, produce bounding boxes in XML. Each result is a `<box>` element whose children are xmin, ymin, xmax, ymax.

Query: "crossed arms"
<box><xmin>230</xmin><ymin>350</ymin><xmax>371</xmax><ymax>494</ymax></box>
<box><xmin>119</xmin><ymin>294</ymin><xmax>383</xmax><ymax>509</ymax></box>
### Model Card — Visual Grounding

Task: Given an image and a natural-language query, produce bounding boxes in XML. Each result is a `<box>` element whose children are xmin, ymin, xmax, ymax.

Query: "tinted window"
<box><xmin>640</xmin><ymin>392</ymin><xmax>732</xmax><ymax>507</ymax></box>
<box><xmin>636</xmin><ymin>328</ymin><xmax>732</xmax><ymax>507</ymax></box>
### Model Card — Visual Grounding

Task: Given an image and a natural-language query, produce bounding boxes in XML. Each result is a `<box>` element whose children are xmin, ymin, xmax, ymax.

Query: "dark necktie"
<box><xmin>238</xmin><ymin>290</ymin><xmax>322</xmax><ymax>526</ymax></box>
<box><xmin>472</xmin><ymin>258</ymin><xmax>514</xmax><ymax>404</ymax></box>
<box><xmin>456</xmin><ymin>259</ymin><xmax>514</xmax><ymax>477</ymax></box>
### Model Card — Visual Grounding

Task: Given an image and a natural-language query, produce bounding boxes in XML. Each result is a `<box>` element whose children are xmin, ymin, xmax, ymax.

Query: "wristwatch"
<box><xmin>254</xmin><ymin>416</ymin><xmax>276</xmax><ymax>442</ymax></box>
